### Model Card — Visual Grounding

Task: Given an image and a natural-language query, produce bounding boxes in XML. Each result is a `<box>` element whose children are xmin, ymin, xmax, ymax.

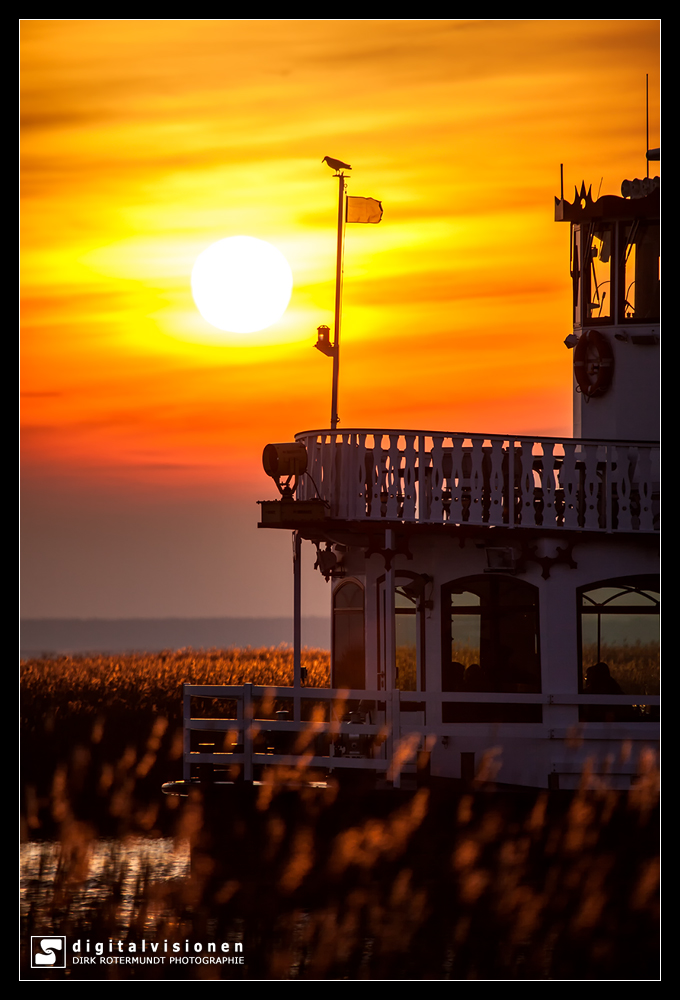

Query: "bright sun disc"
<box><xmin>191</xmin><ymin>236</ymin><xmax>293</xmax><ymax>334</ymax></box>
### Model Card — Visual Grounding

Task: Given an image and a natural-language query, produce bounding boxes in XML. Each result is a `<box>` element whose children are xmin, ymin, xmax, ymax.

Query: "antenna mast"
<box><xmin>646</xmin><ymin>73</ymin><xmax>650</xmax><ymax>179</ymax></box>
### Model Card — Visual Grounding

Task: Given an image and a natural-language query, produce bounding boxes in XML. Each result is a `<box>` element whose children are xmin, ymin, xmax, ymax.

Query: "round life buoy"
<box><xmin>573</xmin><ymin>329</ymin><xmax>614</xmax><ymax>398</ymax></box>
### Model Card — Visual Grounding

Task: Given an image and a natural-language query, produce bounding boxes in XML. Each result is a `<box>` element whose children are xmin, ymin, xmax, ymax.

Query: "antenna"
<box><xmin>646</xmin><ymin>73</ymin><xmax>649</xmax><ymax>179</ymax></box>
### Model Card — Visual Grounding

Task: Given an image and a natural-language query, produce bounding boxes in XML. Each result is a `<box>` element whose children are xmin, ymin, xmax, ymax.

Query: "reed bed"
<box><xmin>21</xmin><ymin>647</ymin><xmax>331</xmax><ymax>720</ymax></box>
<box><xmin>21</xmin><ymin>649</ymin><xmax>659</xmax><ymax>980</ymax></box>
<box><xmin>21</xmin><ymin>648</ymin><xmax>329</xmax><ymax>836</ymax></box>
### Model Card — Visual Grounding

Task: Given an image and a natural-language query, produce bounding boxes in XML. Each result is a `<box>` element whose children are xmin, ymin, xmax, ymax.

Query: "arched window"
<box><xmin>441</xmin><ymin>575</ymin><xmax>541</xmax><ymax>693</ymax></box>
<box><xmin>440</xmin><ymin>575</ymin><xmax>541</xmax><ymax>722</ymax></box>
<box><xmin>579</xmin><ymin>575</ymin><xmax>659</xmax><ymax>698</ymax></box>
<box><xmin>332</xmin><ymin>580</ymin><xmax>365</xmax><ymax>690</ymax></box>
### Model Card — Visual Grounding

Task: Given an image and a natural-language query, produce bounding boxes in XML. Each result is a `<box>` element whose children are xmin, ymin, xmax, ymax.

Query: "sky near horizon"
<box><xmin>20</xmin><ymin>20</ymin><xmax>660</xmax><ymax>620</ymax></box>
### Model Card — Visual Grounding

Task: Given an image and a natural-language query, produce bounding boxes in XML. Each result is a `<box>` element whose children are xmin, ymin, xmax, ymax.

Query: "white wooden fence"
<box><xmin>182</xmin><ymin>683</ymin><xmax>660</xmax><ymax>787</ymax></box>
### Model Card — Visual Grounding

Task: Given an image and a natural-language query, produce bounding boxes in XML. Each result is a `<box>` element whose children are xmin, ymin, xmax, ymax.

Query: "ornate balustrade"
<box><xmin>295</xmin><ymin>429</ymin><xmax>659</xmax><ymax>533</ymax></box>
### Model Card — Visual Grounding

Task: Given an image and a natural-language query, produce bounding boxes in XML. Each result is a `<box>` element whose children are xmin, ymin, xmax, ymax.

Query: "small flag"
<box><xmin>346</xmin><ymin>196</ymin><xmax>383</xmax><ymax>224</ymax></box>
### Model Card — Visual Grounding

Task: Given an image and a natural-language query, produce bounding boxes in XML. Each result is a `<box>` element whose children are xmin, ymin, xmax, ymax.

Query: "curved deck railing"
<box><xmin>295</xmin><ymin>429</ymin><xmax>659</xmax><ymax>533</ymax></box>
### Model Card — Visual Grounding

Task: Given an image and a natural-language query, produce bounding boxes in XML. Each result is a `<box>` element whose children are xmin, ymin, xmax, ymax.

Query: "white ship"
<box><xmin>174</xmin><ymin>160</ymin><xmax>659</xmax><ymax>793</ymax></box>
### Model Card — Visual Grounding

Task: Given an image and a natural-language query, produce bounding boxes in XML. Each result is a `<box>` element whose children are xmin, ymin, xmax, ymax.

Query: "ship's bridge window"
<box><xmin>623</xmin><ymin>222</ymin><xmax>660</xmax><ymax>322</ymax></box>
<box><xmin>585</xmin><ymin>224</ymin><xmax>613</xmax><ymax>322</ymax></box>
<box><xmin>441</xmin><ymin>575</ymin><xmax>541</xmax><ymax>695</ymax></box>
<box><xmin>579</xmin><ymin>576</ymin><xmax>659</xmax><ymax>709</ymax></box>
<box><xmin>571</xmin><ymin>225</ymin><xmax>582</xmax><ymax>328</ymax></box>
<box><xmin>332</xmin><ymin>580</ymin><xmax>365</xmax><ymax>690</ymax></box>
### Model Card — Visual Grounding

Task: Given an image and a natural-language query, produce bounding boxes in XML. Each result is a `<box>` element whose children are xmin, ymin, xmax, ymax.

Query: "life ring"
<box><xmin>573</xmin><ymin>329</ymin><xmax>614</xmax><ymax>398</ymax></box>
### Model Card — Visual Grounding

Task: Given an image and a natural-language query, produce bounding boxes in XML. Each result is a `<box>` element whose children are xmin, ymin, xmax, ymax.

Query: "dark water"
<box><xmin>21</xmin><ymin>837</ymin><xmax>191</xmax><ymax>931</ymax></box>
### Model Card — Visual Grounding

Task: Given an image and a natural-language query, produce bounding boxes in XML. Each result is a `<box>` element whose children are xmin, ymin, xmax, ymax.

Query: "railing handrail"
<box><xmin>295</xmin><ymin>428</ymin><xmax>660</xmax><ymax>448</ymax></box>
<box><xmin>183</xmin><ymin>683</ymin><xmax>659</xmax><ymax>707</ymax></box>
<box><xmin>291</xmin><ymin>429</ymin><xmax>659</xmax><ymax>533</ymax></box>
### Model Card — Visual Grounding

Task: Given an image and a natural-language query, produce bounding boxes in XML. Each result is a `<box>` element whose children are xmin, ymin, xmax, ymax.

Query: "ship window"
<box><xmin>579</xmin><ymin>575</ymin><xmax>659</xmax><ymax>706</ymax></box>
<box><xmin>392</xmin><ymin>588</ymin><xmax>417</xmax><ymax>691</ymax></box>
<box><xmin>442</xmin><ymin>575</ymin><xmax>541</xmax><ymax>693</ymax></box>
<box><xmin>585</xmin><ymin>224</ymin><xmax>613</xmax><ymax>322</ymax></box>
<box><xmin>332</xmin><ymin>580</ymin><xmax>365</xmax><ymax>690</ymax></box>
<box><xmin>377</xmin><ymin>572</ymin><xmax>429</xmax><ymax>692</ymax></box>
<box><xmin>623</xmin><ymin>222</ymin><xmax>660</xmax><ymax>322</ymax></box>
<box><xmin>571</xmin><ymin>225</ymin><xmax>582</xmax><ymax>327</ymax></box>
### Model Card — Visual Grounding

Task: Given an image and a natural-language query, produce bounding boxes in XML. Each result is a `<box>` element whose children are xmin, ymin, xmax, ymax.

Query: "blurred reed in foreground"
<box><xmin>21</xmin><ymin>650</ymin><xmax>659</xmax><ymax>980</ymax></box>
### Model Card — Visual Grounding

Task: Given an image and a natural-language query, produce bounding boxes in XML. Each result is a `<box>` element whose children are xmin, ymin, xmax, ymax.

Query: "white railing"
<box><xmin>182</xmin><ymin>684</ymin><xmax>660</xmax><ymax>786</ymax></box>
<box><xmin>295</xmin><ymin>429</ymin><xmax>659</xmax><ymax>532</ymax></box>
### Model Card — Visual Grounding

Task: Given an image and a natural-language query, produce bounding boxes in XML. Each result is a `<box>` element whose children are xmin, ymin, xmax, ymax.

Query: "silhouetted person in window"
<box><xmin>584</xmin><ymin>661</ymin><xmax>627</xmax><ymax>721</ymax></box>
<box><xmin>464</xmin><ymin>663</ymin><xmax>489</xmax><ymax>691</ymax></box>
<box><xmin>585</xmin><ymin>661</ymin><xmax>622</xmax><ymax>695</ymax></box>
<box><xmin>442</xmin><ymin>660</ymin><xmax>465</xmax><ymax>692</ymax></box>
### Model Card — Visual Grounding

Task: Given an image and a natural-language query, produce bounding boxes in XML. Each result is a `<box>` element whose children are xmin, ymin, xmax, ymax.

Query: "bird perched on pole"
<box><xmin>322</xmin><ymin>156</ymin><xmax>352</xmax><ymax>172</ymax></box>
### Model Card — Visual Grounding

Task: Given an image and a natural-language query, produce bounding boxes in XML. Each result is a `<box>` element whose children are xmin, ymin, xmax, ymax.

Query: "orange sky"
<box><xmin>20</xmin><ymin>20</ymin><xmax>660</xmax><ymax>618</ymax></box>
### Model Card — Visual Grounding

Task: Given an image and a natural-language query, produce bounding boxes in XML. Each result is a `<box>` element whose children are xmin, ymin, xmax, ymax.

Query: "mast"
<box><xmin>331</xmin><ymin>169</ymin><xmax>347</xmax><ymax>431</ymax></box>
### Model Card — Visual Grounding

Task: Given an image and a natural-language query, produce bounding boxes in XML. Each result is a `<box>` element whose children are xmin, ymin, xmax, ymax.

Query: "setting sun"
<box><xmin>191</xmin><ymin>236</ymin><xmax>293</xmax><ymax>335</ymax></box>
<box><xmin>20</xmin><ymin>19</ymin><xmax>659</xmax><ymax>619</ymax></box>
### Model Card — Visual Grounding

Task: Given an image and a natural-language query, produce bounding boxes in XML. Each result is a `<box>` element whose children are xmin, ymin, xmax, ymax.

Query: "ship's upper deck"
<box><xmin>275</xmin><ymin>428</ymin><xmax>659</xmax><ymax>535</ymax></box>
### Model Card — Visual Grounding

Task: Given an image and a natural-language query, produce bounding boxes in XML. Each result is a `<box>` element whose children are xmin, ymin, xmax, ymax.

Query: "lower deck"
<box><xmin>183</xmin><ymin>523</ymin><xmax>658</xmax><ymax>790</ymax></box>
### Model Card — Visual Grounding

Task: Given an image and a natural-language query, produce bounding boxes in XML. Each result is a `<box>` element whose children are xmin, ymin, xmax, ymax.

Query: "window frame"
<box><xmin>577</xmin><ymin>574</ymin><xmax>659</xmax><ymax>696</ymax></box>
<box><xmin>440</xmin><ymin>574</ymin><xmax>542</xmax><ymax>695</ymax></box>
<box><xmin>331</xmin><ymin>578</ymin><xmax>366</xmax><ymax>690</ymax></box>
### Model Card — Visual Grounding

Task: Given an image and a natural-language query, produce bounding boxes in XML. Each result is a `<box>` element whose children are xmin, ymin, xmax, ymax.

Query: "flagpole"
<box><xmin>331</xmin><ymin>171</ymin><xmax>346</xmax><ymax>431</ymax></box>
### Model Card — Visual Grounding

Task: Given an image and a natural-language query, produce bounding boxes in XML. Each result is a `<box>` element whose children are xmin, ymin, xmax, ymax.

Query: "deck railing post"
<box><xmin>243</xmin><ymin>683</ymin><xmax>253</xmax><ymax>783</ymax></box>
<box><xmin>293</xmin><ymin>530</ymin><xmax>302</xmax><ymax>726</ymax></box>
<box><xmin>183</xmin><ymin>683</ymin><xmax>191</xmax><ymax>781</ymax></box>
<box><xmin>385</xmin><ymin>528</ymin><xmax>396</xmax><ymax>691</ymax></box>
<box><xmin>391</xmin><ymin>687</ymin><xmax>401</xmax><ymax>788</ymax></box>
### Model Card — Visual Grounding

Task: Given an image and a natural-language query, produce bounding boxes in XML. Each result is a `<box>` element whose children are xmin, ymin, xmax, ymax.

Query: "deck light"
<box><xmin>314</xmin><ymin>542</ymin><xmax>342</xmax><ymax>580</ymax></box>
<box><xmin>262</xmin><ymin>442</ymin><xmax>308</xmax><ymax>498</ymax></box>
<box><xmin>315</xmin><ymin>324</ymin><xmax>336</xmax><ymax>357</ymax></box>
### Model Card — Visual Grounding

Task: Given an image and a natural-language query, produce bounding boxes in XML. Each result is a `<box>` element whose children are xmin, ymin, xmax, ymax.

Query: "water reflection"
<box><xmin>21</xmin><ymin>837</ymin><xmax>190</xmax><ymax>931</ymax></box>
